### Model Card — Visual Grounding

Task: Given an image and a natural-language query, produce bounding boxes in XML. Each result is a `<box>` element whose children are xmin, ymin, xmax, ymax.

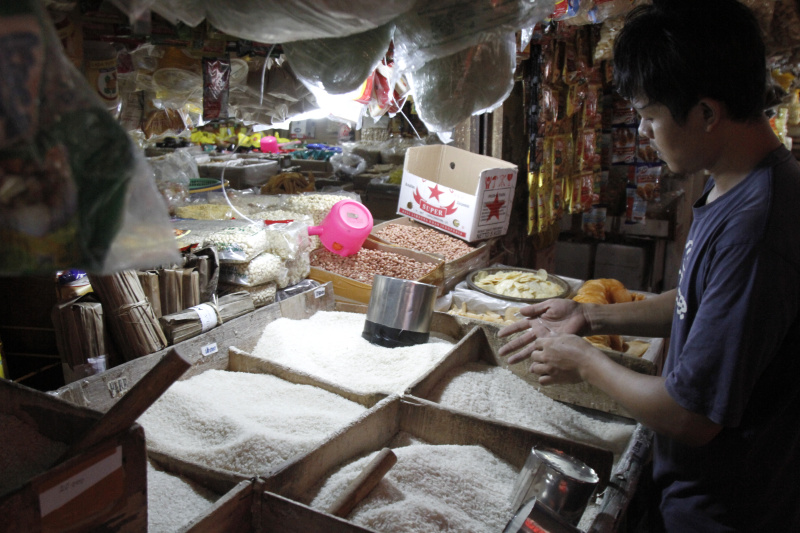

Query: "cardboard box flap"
<box><xmin>404</xmin><ymin>145</ymin><xmax>517</xmax><ymax>195</ymax></box>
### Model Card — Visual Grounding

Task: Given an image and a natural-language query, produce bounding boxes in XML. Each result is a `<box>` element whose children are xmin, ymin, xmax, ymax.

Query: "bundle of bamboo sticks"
<box><xmin>88</xmin><ymin>270</ymin><xmax>167</xmax><ymax>361</ymax></box>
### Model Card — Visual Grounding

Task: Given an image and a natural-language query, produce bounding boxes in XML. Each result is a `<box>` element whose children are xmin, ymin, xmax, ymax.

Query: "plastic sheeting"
<box><xmin>284</xmin><ymin>22</ymin><xmax>394</xmax><ymax>95</ymax></box>
<box><xmin>204</xmin><ymin>0</ymin><xmax>414</xmax><ymax>44</ymax></box>
<box><xmin>392</xmin><ymin>0</ymin><xmax>556</xmax><ymax>72</ymax></box>
<box><xmin>409</xmin><ymin>33</ymin><xmax>518</xmax><ymax>133</ymax></box>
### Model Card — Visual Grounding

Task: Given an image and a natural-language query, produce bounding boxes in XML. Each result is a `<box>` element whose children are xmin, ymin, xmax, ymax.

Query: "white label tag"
<box><xmin>190</xmin><ymin>304</ymin><xmax>218</xmax><ymax>332</ymax></box>
<box><xmin>313</xmin><ymin>286</ymin><xmax>326</xmax><ymax>299</ymax></box>
<box><xmin>201</xmin><ymin>343</ymin><xmax>218</xmax><ymax>357</ymax></box>
<box><xmin>38</xmin><ymin>446</ymin><xmax>122</xmax><ymax>517</ymax></box>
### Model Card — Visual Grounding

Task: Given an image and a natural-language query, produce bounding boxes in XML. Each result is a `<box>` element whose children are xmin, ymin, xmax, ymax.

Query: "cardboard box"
<box><xmin>396</xmin><ymin>145</ymin><xmax>518</xmax><ymax>242</ymax></box>
<box><xmin>307</xmin><ymin>238</ymin><xmax>445</xmax><ymax>304</ymax></box>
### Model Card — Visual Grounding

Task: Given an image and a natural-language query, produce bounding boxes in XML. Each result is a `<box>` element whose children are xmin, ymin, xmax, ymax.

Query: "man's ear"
<box><xmin>699</xmin><ymin>99</ymin><xmax>722</xmax><ymax>131</ymax></box>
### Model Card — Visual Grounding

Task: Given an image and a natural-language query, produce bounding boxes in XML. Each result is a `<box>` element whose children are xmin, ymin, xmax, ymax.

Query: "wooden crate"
<box><xmin>259</xmin><ymin>396</ymin><xmax>613</xmax><ymax>532</ymax></box>
<box><xmin>439</xmin><ymin>315</ymin><xmax>662</xmax><ymax>419</ymax></box>
<box><xmin>53</xmin><ymin>283</ymin><xmax>336</xmax><ymax>413</ymax></box>
<box><xmin>0</xmin><ymin>379</ymin><xmax>146</xmax><ymax>532</ymax></box>
<box><xmin>184</xmin><ymin>480</ymin><xmax>374</xmax><ymax>533</ymax></box>
<box><xmin>308</xmin><ymin>237</ymin><xmax>446</xmax><ymax>303</ymax></box>
<box><xmin>370</xmin><ymin>217</ymin><xmax>496</xmax><ymax>292</ymax></box>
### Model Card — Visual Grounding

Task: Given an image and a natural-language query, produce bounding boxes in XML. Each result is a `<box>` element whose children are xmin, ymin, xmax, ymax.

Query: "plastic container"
<box><xmin>83</xmin><ymin>41</ymin><xmax>121</xmax><ymax>118</ymax></box>
<box><xmin>307</xmin><ymin>199</ymin><xmax>373</xmax><ymax>256</ymax></box>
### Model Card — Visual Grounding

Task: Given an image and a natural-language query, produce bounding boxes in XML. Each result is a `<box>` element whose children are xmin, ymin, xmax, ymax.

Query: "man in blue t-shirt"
<box><xmin>498</xmin><ymin>0</ymin><xmax>800</xmax><ymax>530</ymax></box>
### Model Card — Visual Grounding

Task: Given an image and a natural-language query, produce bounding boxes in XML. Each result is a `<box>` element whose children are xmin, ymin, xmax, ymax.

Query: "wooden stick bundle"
<box><xmin>89</xmin><ymin>270</ymin><xmax>167</xmax><ymax>362</ymax></box>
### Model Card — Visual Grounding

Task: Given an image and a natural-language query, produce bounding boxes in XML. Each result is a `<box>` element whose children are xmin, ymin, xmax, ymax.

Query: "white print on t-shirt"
<box><xmin>675</xmin><ymin>239</ymin><xmax>693</xmax><ymax>321</ymax></box>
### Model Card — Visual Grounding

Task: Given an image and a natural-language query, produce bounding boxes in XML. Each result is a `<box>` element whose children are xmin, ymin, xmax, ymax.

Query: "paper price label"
<box><xmin>201</xmin><ymin>343</ymin><xmax>218</xmax><ymax>357</ymax></box>
<box><xmin>314</xmin><ymin>286</ymin><xmax>326</xmax><ymax>299</ymax></box>
<box><xmin>37</xmin><ymin>445</ymin><xmax>124</xmax><ymax>530</ymax></box>
<box><xmin>190</xmin><ymin>304</ymin><xmax>218</xmax><ymax>332</ymax></box>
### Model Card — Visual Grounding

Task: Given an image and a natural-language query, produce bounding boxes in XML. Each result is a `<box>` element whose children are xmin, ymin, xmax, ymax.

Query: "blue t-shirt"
<box><xmin>653</xmin><ymin>146</ymin><xmax>800</xmax><ymax>532</ymax></box>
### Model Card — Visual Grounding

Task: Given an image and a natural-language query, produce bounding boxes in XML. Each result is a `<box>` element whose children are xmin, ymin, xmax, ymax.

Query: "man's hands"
<box><xmin>497</xmin><ymin>298</ymin><xmax>594</xmax><ymax>362</ymax></box>
<box><xmin>522</xmin><ymin>334</ymin><xmax>603</xmax><ymax>385</ymax></box>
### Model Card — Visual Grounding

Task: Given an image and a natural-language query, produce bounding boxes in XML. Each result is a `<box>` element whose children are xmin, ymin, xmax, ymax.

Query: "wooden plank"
<box><xmin>229</xmin><ymin>348</ymin><xmax>387</xmax><ymax>409</ymax></box>
<box><xmin>589</xmin><ymin>425</ymin><xmax>653</xmax><ymax>533</ymax></box>
<box><xmin>260</xmin><ymin>491</ymin><xmax>376</xmax><ymax>533</ymax></box>
<box><xmin>183</xmin><ymin>481</ymin><xmax>257</xmax><ymax>533</ymax></box>
<box><xmin>149</xmin><ymin>451</ymin><xmax>249</xmax><ymax>496</ymax></box>
<box><xmin>62</xmin><ymin>349</ymin><xmax>190</xmax><ymax>459</ymax></box>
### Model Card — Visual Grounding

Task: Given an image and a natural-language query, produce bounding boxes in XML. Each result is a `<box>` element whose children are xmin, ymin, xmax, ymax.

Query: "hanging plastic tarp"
<box><xmin>392</xmin><ymin>0</ymin><xmax>555</xmax><ymax>72</ymax></box>
<box><xmin>409</xmin><ymin>33</ymin><xmax>517</xmax><ymax>133</ymax></box>
<box><xmin>203</xmin><ymin>0</ymin><xmax>415</xmax><ymax>44</ymax></box>
<box><xmin>283</xmin><ymin>21</ymin><xmax>394</xmax><ymax>95</ymax></box>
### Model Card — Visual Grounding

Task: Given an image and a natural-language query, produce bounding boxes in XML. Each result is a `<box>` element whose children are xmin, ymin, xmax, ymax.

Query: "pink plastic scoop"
<box><xmin>308</xmin><ymin>199</ymin><xmax>374</xmax><ymax>256</ymax></box>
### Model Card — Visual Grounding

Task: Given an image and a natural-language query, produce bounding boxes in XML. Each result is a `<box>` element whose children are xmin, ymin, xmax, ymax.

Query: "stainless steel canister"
<box><xmin>509</xmin><ymin>447</ymin><xmax>600</xmax><ymax>526</ymax></box>
<box><xmin>362</xmin><ymin>275</ymin><xmax>437</xmax><ymax>348</ymax></box>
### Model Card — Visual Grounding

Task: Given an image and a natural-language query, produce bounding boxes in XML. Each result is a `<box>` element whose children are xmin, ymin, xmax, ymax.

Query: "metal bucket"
<box><xmin>362</xmin><ymin>275</ymin><xmax>437</xmax><ymax>348</ymax></box>
<box><xmin>509</xmin><ymin>447</ymin><xmax>600</xmax><ymax>526</ymax></box>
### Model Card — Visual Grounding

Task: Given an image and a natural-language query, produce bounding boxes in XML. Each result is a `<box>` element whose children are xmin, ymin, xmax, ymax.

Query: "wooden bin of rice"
<box><xmin>0</xmin><ymin>378</ymin><xmax>147</xmax><ymax>532</ymax></box>
<box><xmin>441</xmin><ymin>305</ymin><xmax>664</xmax><ymax>418</ymax></box>
<box><xmin>136</xmin><ymin>292</ymin><xmax>471</xmax><ymax>514</ymax></box>
<box><xmin>404</xmin><ymin>326</ymin><xmax>654</xmax><ymax>531</ymax></box>
<box><xmin>370</xmin><ymin>217</ymin><xmax>496</xmax><ymax>292</ymax></box>
<box><xmin>258</xmin><ymin>395</ymin><xmax>613</xmax><ymax>533</ymax></box>
<box><xmin>227</xmin><ymin>304</ymin><xmax>469</xmax><ymax>408</ymax></box>
<box><xmin>51</xmin><ymin>285</ymin><xmax>340</xmax><ymax>490</ymax></box>
<box><xmin>308</xmin><ymin>237</ymin><xmax>445</xmax><ymax>304</ymax></box>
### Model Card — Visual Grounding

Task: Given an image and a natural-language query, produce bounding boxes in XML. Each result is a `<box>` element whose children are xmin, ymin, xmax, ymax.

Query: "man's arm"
<box><xmin>588</xmin><ymin>288</ymin><xmax>677</xmax><ymax>338</ymax></box>
<box><xmin>530</xmin><ymin>334</ymin><xmax>721</xmax><ymax>447</ymax></box>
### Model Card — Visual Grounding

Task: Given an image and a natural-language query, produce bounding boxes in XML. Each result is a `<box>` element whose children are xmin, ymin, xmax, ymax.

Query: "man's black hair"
<box><xmin>613</xmin><ymin>0</ymin><xmax>767</xmax><ymax>124</ymax></box>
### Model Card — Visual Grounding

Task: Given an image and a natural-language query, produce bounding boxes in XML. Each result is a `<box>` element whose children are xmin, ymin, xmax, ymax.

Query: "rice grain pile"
<box><xmin>147</xmin><ymin>460</ymin><xmax>218</xmax><ymax>532</ymax></box>
<box><xmin>309</xmin><ymin>433</ymin><xmax>517</xmax><ymax>533</ymax></box>
<box><xmin>137</xmin><ymin>370</ymin><xmax>368</xmax><ymax>475</ymax></box>
<box><xmin>251</xmin><ymin>311</ymin><xmax>454</xmax><ymax>394</ymax></box>
<box><xmin>0</xmin><ymin>413</ymin><xmax>67</xmax><ymax>496</ymax></box>
<box><xmin>428</xmin><ymin>362</ymin><xmax>635</xmax><ymax>459</ymax></box>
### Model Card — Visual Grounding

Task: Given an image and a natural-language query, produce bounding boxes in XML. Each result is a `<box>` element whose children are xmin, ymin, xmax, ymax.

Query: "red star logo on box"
<box><xmin>428</xmin><ymin>184</ymin><xmax>444</xmax><ymax>202</ymax></box>
<box><xmin>486</xmin><ymin>193</ymin><xmax>505</xmax><ymax>221</ymax></box>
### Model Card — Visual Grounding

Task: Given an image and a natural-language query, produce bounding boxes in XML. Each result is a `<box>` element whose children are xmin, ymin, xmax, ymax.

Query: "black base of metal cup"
<box><xmin>362</xmin><ymin>320</ymin><xmax>430</xmax><ymax>348</ymax></box>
